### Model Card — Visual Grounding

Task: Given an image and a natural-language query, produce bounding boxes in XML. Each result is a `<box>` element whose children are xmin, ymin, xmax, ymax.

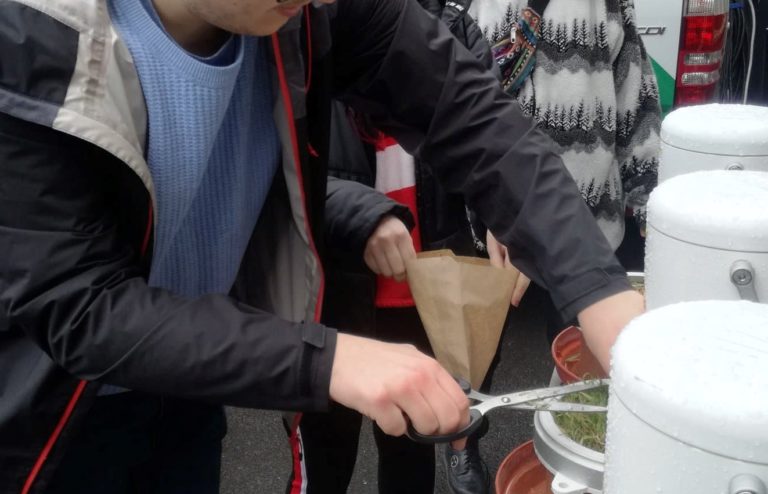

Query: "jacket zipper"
<box><xmin>21</xmin><ymin>381</ymin><xmax>87</xmax><ymax>494</ymax></box>
<box><xmin>270</xmin><ymin>30</ymin><xmax>325</xmax><ymax>323</ymax></box>
<box><xmin>272</xmin><ymin>23</ymin><xmax>325</xmax><ymax>494</ymax></box>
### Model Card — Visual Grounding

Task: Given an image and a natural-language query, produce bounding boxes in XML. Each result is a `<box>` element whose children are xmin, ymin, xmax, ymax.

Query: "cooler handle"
<box><xmin>731</xmin><ymin>260</ymin><xmax>759</xmax><ymax>303</ymax></box>
<box><xmin>729</xmin><ymin>474</ymin><xmax>766</xmax><ymax>494</ymax></box>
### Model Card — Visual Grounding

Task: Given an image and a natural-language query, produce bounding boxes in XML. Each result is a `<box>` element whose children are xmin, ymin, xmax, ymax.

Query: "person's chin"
<box><xmin>248</xmin><ymin>14</ymin><xmax>291</xmax><ymax>36</ymax></box>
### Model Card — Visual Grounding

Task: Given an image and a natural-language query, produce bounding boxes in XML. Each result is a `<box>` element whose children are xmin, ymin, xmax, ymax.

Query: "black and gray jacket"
<box><xmin>322</xmin><ymin>0</ymin><xmax>498</xmax><ymax>331</ymax></box>
<box><xmin>0</xmin><ymin>0</ymin><xmax>629</xmax><ymax>491</ymax></box>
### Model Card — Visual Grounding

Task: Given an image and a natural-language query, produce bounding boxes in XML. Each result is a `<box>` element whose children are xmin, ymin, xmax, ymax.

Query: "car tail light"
<box><xmin>675</xmin><ymin>0</ymin><xmax>728</xmax><ymax>106</ymax></box>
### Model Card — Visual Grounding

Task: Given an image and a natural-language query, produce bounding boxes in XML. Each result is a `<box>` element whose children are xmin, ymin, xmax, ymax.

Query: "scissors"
<box><xmin>407</xmin><ymin>378</ymin><xmax>609</xmax><ymax>444</ymax></box>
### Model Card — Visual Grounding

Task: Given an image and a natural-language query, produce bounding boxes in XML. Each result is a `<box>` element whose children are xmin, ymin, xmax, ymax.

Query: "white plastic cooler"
<box><xmin>658</xmin><ymin>104</ymin><xmax>768</xmax><ymax>183</ymax></box>
<box><xmin>644</xmin><ymin>170</ymin><xmax>768</xmax><ymax>310</ymax></box>
<box><xmin>604</xmin><ymin>300</ymin><xmax>768</xmax><ymax>493</ymax></box>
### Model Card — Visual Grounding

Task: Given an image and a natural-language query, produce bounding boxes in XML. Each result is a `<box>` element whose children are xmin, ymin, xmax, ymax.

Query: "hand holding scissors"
<box><xmin>407</xmin><ymin>378</ymin><xmax>609</xmax><ymax>444</ymax></box>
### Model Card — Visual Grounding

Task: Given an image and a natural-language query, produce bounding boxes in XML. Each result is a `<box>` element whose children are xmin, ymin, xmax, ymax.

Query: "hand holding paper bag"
<box><xmin>406</xmin><ymin>250</ymin><xmax>518</xmax><ymax>389</ymax></box>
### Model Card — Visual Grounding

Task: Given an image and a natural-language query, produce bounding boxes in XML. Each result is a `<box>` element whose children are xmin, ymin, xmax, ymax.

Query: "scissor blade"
<box><xmin>471</xmin><ymin>379</ymin><xmax>609</xmax><ymax>415</ymax></box>
<box><xmin>509</xmin><ymin>400</ymin><xmax>607</xmax><ymax>413</ymax></box>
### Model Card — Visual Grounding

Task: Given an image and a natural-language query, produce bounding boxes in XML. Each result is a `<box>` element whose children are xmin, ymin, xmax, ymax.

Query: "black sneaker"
<box><xmin>443</xmin><ymin>438</ymin><xmax>491</xmax><ymax>494</ymax></box>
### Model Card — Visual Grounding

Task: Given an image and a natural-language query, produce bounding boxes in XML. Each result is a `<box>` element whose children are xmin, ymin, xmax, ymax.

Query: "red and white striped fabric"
<box><xmin>372</xmin><ymin>135</ymin><xmax>422</xmax><ymax>308</ymax></box>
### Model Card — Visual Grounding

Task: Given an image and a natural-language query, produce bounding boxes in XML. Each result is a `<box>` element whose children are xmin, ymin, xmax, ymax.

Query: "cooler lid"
<box><xmin>611</xmin><ymin>300</ymin><xmax>768</xmax><ymax>463</ymax></box>
<box><xmin>661</xmin><ymin>104</ymin><xmax>768</xmax><ymax>156</ymax></box>
<box><xmin>647</xmin><ymin>170</ymin><xmax>768</xmax><ymax>251</ymax></box>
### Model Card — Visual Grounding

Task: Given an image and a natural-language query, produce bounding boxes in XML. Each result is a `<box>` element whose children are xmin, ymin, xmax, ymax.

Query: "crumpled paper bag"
<box><xmin>406</xmin><ymin>250</ymin><xmax>518</xmax><ymax>389</ymax></box>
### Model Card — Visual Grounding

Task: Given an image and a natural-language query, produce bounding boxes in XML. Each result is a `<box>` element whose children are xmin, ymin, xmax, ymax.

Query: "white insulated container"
<box><xmin>604</xmin><ymin>300</ymin><xmax>768</xmax><ymax>494</ymax></box>
<box><xmin>644</xmin><ymin>170</ymin><xmax>768</xmax><ymax>310</ymax></box>
<box><xmin>659</xmin><ymin>104</ymin><xmax>768</xmax><ymax>183</ymax></box>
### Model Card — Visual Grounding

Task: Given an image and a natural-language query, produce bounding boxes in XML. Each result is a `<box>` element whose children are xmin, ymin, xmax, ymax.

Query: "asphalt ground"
<box><xmin>220</xmin><ymin>220</ymin><xmax>644</xmax><ymax>493</ymax></box>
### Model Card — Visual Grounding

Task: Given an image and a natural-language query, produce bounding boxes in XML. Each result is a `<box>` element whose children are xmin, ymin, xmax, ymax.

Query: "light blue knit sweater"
<box><xmin>109</xmin><ymin>0</ymin><xmax>280</xmax><ymax>298</ymax></box>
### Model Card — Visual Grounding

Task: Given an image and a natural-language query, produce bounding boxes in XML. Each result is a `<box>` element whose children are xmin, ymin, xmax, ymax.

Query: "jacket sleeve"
<box><xmin>325</xmin><ymin>102</ymin><xmax>415</xmax><ymax>257</ymax></box>
<box><xmin>325</xmin><ymin>176</ymin><xmax>415</xmax><ymax>256</ymax></box>
<box><xmin>0</xmin><ymin>113</ymin><xmax>335</xmax><ymax>412</ymax></box>
<box><xmin>331</xmin><ymin>0</ymin><xmax>631</xmax><ymax>320</ymax></box>
<box><xmin>438</xmin><ymin>0</ymin><xmax>499</xmax><ymax>78</ymax></box>
<box><xmin>461</xmin><ymin>15</ymin><xmax>500</xmax><ymax>78</ymax></box>
<box><xmin>614</xmin><ymin>0</ymin><xmax>661</xmax><ymax>230</ymax></box>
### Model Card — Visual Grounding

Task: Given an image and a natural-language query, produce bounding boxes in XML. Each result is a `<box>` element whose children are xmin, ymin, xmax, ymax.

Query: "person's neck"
<box><xmin>150</xmin><ymin>0</ymin><xmax>230</xmax><ymax>56</ymax></box>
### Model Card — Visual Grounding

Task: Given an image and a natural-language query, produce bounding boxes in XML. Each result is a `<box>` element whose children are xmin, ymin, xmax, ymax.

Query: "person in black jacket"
<box><xmin>295</xmin><ymin>1</ymin><xmax>503</xmax><ymax>492</ymax></box>
<box><xmin>0</xmin><ymin>0</ymin><xmax>642</xmax><ymax>493</ymax></box>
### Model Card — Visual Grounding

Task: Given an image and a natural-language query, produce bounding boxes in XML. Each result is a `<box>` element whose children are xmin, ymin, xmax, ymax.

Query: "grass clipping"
<box><xmin>553</xmin><ymin>381</ymin><xmax>608</xmax><ymax>452</ymax></box>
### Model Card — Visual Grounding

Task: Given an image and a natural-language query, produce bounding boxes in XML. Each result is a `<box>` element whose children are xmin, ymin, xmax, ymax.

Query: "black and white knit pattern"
<box><xmin>471</xmin><ymin>0</ymin><xmax>660</xmax><ymax>249</ymax></box>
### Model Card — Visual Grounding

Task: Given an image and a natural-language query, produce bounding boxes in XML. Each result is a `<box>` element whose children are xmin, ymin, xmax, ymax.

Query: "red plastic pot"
<box><xmin>551</xmin><ymin>326</ymin><xmax>607</xmax><ymax>383</ymax></box>
<box><xmin>495</xmin><ymin>440</ymin><xmax>553</xmax><ymax>494</ymax></box>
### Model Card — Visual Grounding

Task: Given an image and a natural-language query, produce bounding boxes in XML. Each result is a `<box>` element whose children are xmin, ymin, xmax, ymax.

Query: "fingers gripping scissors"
<box><xmin>407</xmin><ymin>378</ymin><xmax>609</xmax><ymax>444</ymax></box>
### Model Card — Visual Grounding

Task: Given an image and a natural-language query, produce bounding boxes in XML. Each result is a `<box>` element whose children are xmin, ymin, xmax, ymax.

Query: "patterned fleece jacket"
<box><xmin>470</xmin><ymin>0</ymin><xmax>661</xmax><ymax>250</ymax></box>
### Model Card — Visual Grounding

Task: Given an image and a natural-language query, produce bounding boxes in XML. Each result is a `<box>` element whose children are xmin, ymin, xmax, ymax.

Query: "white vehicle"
<box><xmin>635</xmin><ymin>0</ymin><xmax>730</xmax><ymax>113</ymax></box>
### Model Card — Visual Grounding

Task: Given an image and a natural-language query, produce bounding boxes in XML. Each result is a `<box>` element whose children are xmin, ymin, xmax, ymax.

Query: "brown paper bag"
<box><xmin>406</xmin><ymin>250</ymin><xmax>518</xmax><ymax>389</ymax></box>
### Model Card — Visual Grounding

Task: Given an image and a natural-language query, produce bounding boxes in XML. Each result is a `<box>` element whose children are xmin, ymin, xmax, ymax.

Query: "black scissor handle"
<box><xmin>407</xmin><ymin>408</ymin><xmax>485</xmax><ymax>444</ymax></box>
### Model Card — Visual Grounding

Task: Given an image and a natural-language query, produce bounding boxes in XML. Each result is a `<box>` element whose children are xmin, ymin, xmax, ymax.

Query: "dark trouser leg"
<box><xmin>288</xmin><ymin>404</ymin><xmax>363</xmax><ymax>494</ymax></box>
<box><xmin>137</xmin><ymin>397</ymin><xmax>226</xmax><ymax>494</ymax></box>
<box><xmin>46</xmin><ymin>392</ymin><xmax>225</xmax><ymax>494</ymax></box>
<box><xmin>373</xmin><ymin>307</ymin><xmax>436</xmax><ymax>494</ymax></box>
<box><xmin>373</xmin><ymin>423</ymin><xmax>435</xmax><ymax>494</ymax></box>
<box><xmin>373</xmin><ymin>307</ymin><xmax>433</xmax><ymax>355</ymax></box>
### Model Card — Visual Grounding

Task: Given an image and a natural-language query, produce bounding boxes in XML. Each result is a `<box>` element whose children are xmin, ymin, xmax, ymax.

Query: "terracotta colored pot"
<box><xmin>495</xmin><ymin>440</ymin><xmax>553</xmax><ymax>494</ymax></box>
<box><xmin>551</xmin><ymin>326</ymin><xmax>606</xmax><ymax>383</ymax></box>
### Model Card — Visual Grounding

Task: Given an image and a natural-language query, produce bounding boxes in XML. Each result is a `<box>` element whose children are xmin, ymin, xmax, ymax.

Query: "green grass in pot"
<box><xmin>553</xmin><ymin>382</ymin><xmax>608</xmax><ymax>452</ymax></box>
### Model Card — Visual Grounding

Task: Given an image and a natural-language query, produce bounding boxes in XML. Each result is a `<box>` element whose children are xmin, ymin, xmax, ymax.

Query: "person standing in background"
<box><xmin>470</xmin><ymin>0</ymin><xmax>661</xmax><ymax>340</ymax></box>
<box><xmin>293</xmin><ymin>0</ymin><xmax>506</xmax><ymax>492</ymax></box>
